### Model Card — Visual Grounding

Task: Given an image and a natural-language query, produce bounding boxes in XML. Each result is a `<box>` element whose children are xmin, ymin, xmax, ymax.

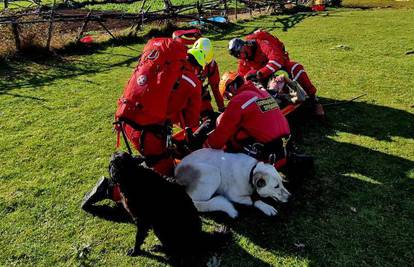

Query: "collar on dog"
<box><xmin>249</xmin><ymin>162</ymin><xmax>258</xmax><ymax>187</ymax></box>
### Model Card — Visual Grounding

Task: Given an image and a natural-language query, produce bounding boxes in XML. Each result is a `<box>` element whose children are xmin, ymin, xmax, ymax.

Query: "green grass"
<box><xmin>343</xmin><ymin>0</ymin><xmax>414</xmax><ymax>9</ymax></box>
<box><xmin>1</xmin><ymin>3</ymin><xmax>414</xmax><ymax>267</ymax></box>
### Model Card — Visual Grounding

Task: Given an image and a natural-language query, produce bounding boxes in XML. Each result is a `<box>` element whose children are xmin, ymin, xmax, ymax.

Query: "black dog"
<box><xmin>109</xmin><ymin>151</ymin><xmax>230</xmax><ymax>266</ymax></box>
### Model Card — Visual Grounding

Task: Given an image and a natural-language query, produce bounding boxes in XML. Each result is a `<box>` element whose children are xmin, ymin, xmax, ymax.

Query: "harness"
<box><xmin>249</xmin><ymin>162</ymin><xmax>258</xmax><ymax>187</ymax></box>
<box><xmin>248</xmin><ymin>162</ymin><xmax>263</xmax><ymax>202</ymax></box>
<box><xmin>240</xmin><ymin>135</ymin><xmax>290</xmax><ymax>165</ymax></box>
<box><xmin>114</xmin><ymin>118</ymin><xmax>174</xmax><ymax>166</ymax></box>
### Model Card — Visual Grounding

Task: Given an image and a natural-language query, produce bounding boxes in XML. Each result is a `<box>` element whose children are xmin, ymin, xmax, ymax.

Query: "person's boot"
<box><xmin>81</xmin><ymin>176</ymin><xmax>112</xmax><ymax>210</ymax></box>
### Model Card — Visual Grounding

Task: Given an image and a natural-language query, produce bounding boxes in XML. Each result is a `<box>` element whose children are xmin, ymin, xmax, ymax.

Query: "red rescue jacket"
<box><xmin>238</xmin><ymin>30</ymin><xmax>289</xmax><ymax>79</ymax></box>
<box><xmin>199</xmin><ymin>60</ymin><xmax>225</xmax><ymax>111</ymax></box>
<box><xmin>167</xmin><ymin>63</ymin><xmax>202</xmax><ymax>128</ymax></box>
<box><xmin>205</xmin><ymin>81</ymin><xmax>290</xmax><ymax>150</ymax></box>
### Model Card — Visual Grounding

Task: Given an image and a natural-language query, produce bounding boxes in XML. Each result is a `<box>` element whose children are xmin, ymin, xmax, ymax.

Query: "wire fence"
<box><xmin>0</xmin><ymin>0</ymin><xmax>329</xmax><ymax>56</ymax></box>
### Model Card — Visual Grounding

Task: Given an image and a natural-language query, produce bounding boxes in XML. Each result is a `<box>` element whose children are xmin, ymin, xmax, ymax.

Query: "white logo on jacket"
<box><xmin>174</xmin><ymin>148</ymin><xmax>290</xmax><ymax>218</ymax></box>
<box><xmin>137</xmin><ymin>75</ymin><xmax>147</xmax><ymax>86</ymax></box>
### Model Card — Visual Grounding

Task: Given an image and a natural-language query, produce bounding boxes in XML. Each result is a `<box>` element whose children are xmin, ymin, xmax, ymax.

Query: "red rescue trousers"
<box><xmin>285</xmin><ymin>61</ymin><xmax>317</xmax><ymax>96</ymax></box>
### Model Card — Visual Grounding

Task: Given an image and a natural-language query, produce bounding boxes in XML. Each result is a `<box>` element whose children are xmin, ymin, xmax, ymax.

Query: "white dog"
<box><xmin>174</xmin><ymin>148</ymin><xmax>290</xmax><ymax>218</ymax></box>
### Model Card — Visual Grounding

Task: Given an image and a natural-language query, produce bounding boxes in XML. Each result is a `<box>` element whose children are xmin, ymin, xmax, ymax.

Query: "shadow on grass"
<box><xmin>0</xmin><ymin>51</ymin><xmax>139</xmax><ymax>94</ymax></box>
<box><xmin>0</xmin><ymin>25</ymin><xmax>199</xmax><ymax>94</ymax></box>
<box><xmin>274</xmin><ymin>12</ymin><xmax>319</xmax><ymax>32</ymax></box>
<box><xmin>83</xmin><ymin>204</ymin><xmax>133</xmax><ymax>224</ymax></box>
<box><xmin>320</xmin><ymin>97</ymin><xmax>414</xmax><ymax>141</ymax></box>
<box><xmin>0</xmin><ymin>30</ymin><xmax>182</xmax><ymax>95</ymax></box>
<box><xmin>207</xmin><ymin>11</ymin><xmax>320</xmax><ymax>40</ymax></box>
<box><xmin>84</xmin><ymin>205</ymin><xmax>271</xmax><ymax>265</ymax></box>
<box><xmin>211</xmin><ymin>98</ymin><xmax>414</xmax><ymax>266</ymax></box>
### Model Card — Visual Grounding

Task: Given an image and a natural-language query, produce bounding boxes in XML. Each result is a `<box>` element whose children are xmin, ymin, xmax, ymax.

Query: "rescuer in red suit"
<box><xmin>228</xmin><ymin>30</ymin><xmax>324</xmax><ymax>117</ymax></box>
<box><xmin>81</xmin><ymin>39</ymin><xmax>205</xmax><ymax>209</ymax></box>
<box><xmin>199</xmin><ymin>58</ymin><xmax>226</xmax><ymax>116</ymax></box>
<box><xmin>204</xmin><ymin>72</ymin><xmax>291</xmax><ymax>169</ymax></box>
<box><xmin>167</xmin><ymin>66</ymin><xmax>202</xmax><ymax>129</ymax></box>
<box><xmin>173</xmin><ymin>30</ymin><xmax>226</xmax><ymax>117</ymax></box>
<box><xmin>124</xmin><ymin>55</ymin><xmax>203</xmax><ymax>176</ymax></box>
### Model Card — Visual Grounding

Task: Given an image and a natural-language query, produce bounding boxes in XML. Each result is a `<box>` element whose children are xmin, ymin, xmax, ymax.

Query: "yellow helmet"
<box><xmin>274</xmin><ymin>70</ymin><xmax>289</xmax><ymax>78</ymax></box>
<box><xmin>193</xmin><ymin>38</ymin><xmax>214</xmax><ymax>64</ymax></box>
<box><xmin>187</xmin><ymin>48</ymin><xmax>206</xmax><ymax>68</ymax></box>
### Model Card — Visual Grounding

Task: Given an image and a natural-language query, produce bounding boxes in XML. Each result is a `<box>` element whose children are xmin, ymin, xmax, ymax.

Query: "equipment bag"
<box><xmin>115</xmin><ymin>38</ymin><xmax>188</xmax><ymax>127</ymax></box>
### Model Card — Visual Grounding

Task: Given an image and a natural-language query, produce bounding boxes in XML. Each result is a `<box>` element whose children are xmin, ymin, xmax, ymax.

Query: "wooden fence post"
<box><xmin>196</xmin><ymin>0</ymin><xmax>203</xmax><ymax>20</ymax></box>
<box><xmin>11</xmin><ymin>22</ymin><xmax>21</xmax><ymax>52</ymax></box>
<box><xmin>46</xmin><ymin>0</ymin><xmax>56</xmax><ymax>51</ymax></box>
<box><xmin>75</xmin><ymin>11</ymin><xmax>92</xmax><ymax>43</ymax></box>
<box><xmin>235</xmin><ymin>0</ymin><xmax>238</xmax><ymax>19</ymax></box>
<box><xmin>139</xmin><ymin>0</ymin><xmax>148</xmax><ymax>14</ymax></box>
<box><xmin>98</xmin><ymin>20</ymin><xmax>117</xmax><ymax>41</ymax></box>
<box><xmin>163</xmin><ymin>0</ymin><xmax>173</xmax><ymax>13</ymax></box>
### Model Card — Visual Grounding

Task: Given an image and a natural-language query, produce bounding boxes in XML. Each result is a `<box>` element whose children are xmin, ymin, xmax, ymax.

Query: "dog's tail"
<box><xmin>201</xmin><ymin>225</ymin><xmax>232</xmax><ymax>252</ymax></box>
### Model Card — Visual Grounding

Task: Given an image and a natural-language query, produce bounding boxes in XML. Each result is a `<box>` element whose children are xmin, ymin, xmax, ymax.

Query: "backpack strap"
<box><xmin>113</xmin><ymin>121</ymin><xmax>133</xmax><ymax>155</ymax></box>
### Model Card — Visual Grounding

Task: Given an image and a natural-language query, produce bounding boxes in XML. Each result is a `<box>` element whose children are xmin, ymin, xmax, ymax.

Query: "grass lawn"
<box><xmin>343</xmin><ymin>0</ymin><xmax>414</xmax><ymax>9</ymax></box>
<box><xmin>1</xmin><ymin>3</ymin><xmax>414</xmax><ymax>266</ymax></box>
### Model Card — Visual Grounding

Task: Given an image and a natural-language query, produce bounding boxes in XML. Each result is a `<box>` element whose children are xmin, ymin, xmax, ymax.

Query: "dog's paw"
<box><xmin>127</xmin><ymin>248</ymin><xmax>142</xmax><ymax>257</ymax></box>
<box><xmin>254</xmin><ymin>200</ymin><xmax>278</xmax><ymax>216</ymax></box>
<box><xmin>227</xmin><ymin>209</ymin><xmax>239</xmax><ymax>219</ymax></box>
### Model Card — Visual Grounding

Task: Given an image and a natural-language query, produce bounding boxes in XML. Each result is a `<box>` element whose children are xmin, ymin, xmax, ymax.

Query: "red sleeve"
<box><xmin>207</xmin><ymin>61</ymin><xmax>225</xmax><ymax>110</ymax></box>
<box><xmin>205</xmin><ymin>95</ymin><xmax>244</xmax><ymax>149</ymax></box>
<box><xmin>237</xmin><ymin>59</ymin><xmax>250</xmax><ymax>77</ymax></box>
<box><xmin>256</xmin><ymin>39</ymin><xmax>284</xmax><ymax>79</ymax></box>
<box><xmin>182</xmin><ymin>75</ymin><xmax>202</xmax><ymax>128</ymax></box>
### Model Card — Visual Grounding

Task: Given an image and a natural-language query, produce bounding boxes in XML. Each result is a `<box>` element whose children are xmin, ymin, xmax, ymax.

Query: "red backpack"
<box><xmin>115</xmin><ymin>38</ymin><xmax>188</xmax><ymax>127</ymax></box>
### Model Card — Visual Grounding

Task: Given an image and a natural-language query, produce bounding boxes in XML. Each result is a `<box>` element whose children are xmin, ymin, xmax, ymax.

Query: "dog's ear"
<box><xmin>256</xmin><ymin>178</ymin><xmax>266</xmax><ymax>188</ymax></box>
<box><xmin>253</xmin><ymin>162</ymin><xmax>271</xmax><ymax>188</ymax></box>
<box><xmin>108</xmin><ymin>151</ymin><xmax>134</xmax><ymax>183</ymax></box>
<box><xmin>253</xmin><ymin>172</ymin><xmax>267</xmax><ymax>188</ymax></box>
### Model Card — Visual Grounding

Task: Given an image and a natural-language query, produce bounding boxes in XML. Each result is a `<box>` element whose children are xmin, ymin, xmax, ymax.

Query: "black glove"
<box><xmin>187</xmin><ymin>119</ymin><xmax>213</xmax><ymax>151</ymax></box>
<box><xmin>245</xmin><ymin>71</ymin><xmax>259</xmax><ymax>81</ymax></box>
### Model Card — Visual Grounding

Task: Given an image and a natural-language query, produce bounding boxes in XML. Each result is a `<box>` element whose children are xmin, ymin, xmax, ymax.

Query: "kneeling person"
<box><xmin>204</xmin><ymin>72</ymin><xmax>291</xmax><ymax>169</ymax></box>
